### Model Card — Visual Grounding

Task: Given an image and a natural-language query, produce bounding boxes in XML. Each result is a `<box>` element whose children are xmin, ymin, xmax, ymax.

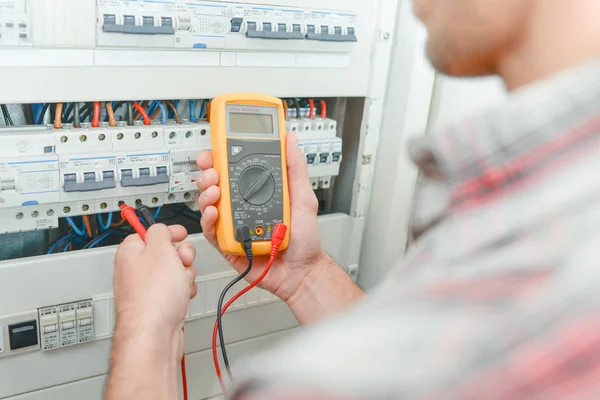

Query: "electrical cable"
<box><xmin>73</xmin><ymin>103</ymin><xmax>81</xmax><ymax>127</ymax></box>
<box><xmin>133</xmin><ymin>100</ymin><xmax>149</xmax><ymax>120</ymax></box>
<box><xmin>127</xmin><ymin>102</ymin><xmax>134</xmax><ymax>126</ymax></box>
<box><xmin>82</xmin><ymin>215</ymin><xmax>93</xmax><ymax>237</ymax></box>
<box><xmin>198</xmin><ymin>99</ymin><xmax>206</xmax><ymax>120</ymax></box>
<box><xmin>156</xmin><ymin>102</ymin><xmax>167</xmax><ymax>125</ymax></box>
<box><xmin>189</xmin><ymin>100</ymin><xmax>197</xmax><ymax>123</ymax></box>
<box><xmin>65</xmin><ymin>217</ymin><xmax>86</xmax><ymax>236</ymax></box>
<box><xmin>24</xmin><ymin>104</ymin><xmax>34</xmax><ymax>125</ymax></box>
<box><xmin>320</xmin><ymin>100</ymin><xmax>327</xmax><ymax>119</ymax></box>
<box><xmin>98</xmin><ymin>213</ymin><xmax>112</xmax><ymax>231</ymax></box>
<box><xmin>105</xmin><ymin>102</ymin><xmax>117</xmax><ymax>127</ymax></box>
<box><xmin>153</xmin><ymin>207</ymin><xmax>162</xmax><ymax>220</ymax></box>
<box><xmin>80</xmin><ymin>103</ymin><xmax>94</xmax><ymax>124</ymax></box>
<box><xmin>282</xmin><ymin>99</ymin><xmax>288</xmax><ymax>120</ymax></box>
<box><xmin>83</xmin><ymin>229</ymin><xmax>130</xmax><ymax>249</ymax></box>
<box><xmin>36</xmin><ymin>103</ymin><xmax>50</xmax><ymax>125</ymax></box>
<box><xmin>212</xmin><ymin>224</ymin><xmax>287</xmax><ymax>393</ymax></box>
<box><xmin>132</xmin><ymin>102</ymin><xmax>151</xmax><ymax>125</ymax></box>
<box><xmin>292</xmin><ymin>98</ymin><xmax>301</xmax><ymax>119</ymax></box>
<box><xmin>91</xmin><ymin>102</ymin><xmax>101</xmax><ymax>127</ymax></box>
<box><xmin>63</xmin><ymin>103</ymin><xmax>74</xmax><ymax>124</ymax></box>
<box><xmin>308</xmin><ymin>99</ymin><xmax>315</xmax><ymax>119</ymax></box>
<box><xmin>2</xmin><ymin>105</ymin><xmax>14</xmax><ymax>125</ymax></box>
<box><xmin>1</xmin><ymin>105</ymin><xmax>8</xmax><ymax>125</ymax></box>
<box><xmin>206</xmin><ymin>100</ymin><xmax>211</xmax><ymax>122</ymax></box>
<box><xmin>54</xmin><ymin>103</ymin><xmax>63</xmax><ymax>129</ymax></box>
<box><xmin>165</xmin><ymin>101</ymin><xmax>180</xmax><ymax>123</ymax></box>
<box><xmin>46</xmin><ymin>234</ymin><xmax>76</xmax><ymax>254</ymax></box>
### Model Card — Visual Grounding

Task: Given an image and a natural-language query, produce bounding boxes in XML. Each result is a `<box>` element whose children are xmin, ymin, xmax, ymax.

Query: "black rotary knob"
<box><xmin>238</xmin><ymin>165</ymin><xmax>276</xmax><ymax>206</ymax></box>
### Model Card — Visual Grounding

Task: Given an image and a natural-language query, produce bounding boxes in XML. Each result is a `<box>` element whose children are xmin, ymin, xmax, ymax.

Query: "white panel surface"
<box><xmin>0</xmin><ymin>214</ymin><xmax>362</xmax><ymax>398</ymax></box>
<box><xmin>3</xmin><ymin>328</ymin><xmax>299</xmax><ymax>400</ymax></box>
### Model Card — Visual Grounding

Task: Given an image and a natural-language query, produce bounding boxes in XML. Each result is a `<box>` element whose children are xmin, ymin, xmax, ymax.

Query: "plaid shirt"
<box><xmin>232</xmin><ymin>60</ymin><xmax>600</xmax><ymax>399</ymax></box>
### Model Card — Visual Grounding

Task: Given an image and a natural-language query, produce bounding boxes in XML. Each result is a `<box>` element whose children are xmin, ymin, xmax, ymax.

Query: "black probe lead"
<box><xmin>217</xmin><ymin>227</ymin><xmax>253</xmax><ymax>381</ymax></box>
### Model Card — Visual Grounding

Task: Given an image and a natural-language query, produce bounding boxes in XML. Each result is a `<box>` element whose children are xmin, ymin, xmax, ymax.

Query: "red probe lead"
<box><xmin>119</xmin><ymin>204</ymin><xmax>147</xmax><ymax>241</ymax></box>
<box><xmin>119</xmin><ymin>203</ymin><xmax>189</xmax><ymax>400</ymax></box>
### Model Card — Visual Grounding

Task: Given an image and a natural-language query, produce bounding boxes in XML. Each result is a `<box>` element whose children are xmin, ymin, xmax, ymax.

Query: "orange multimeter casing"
<box><xmin>210</xmin><ymin>93</ymin><xmax>291</xmax><ymax>256</ymax></box>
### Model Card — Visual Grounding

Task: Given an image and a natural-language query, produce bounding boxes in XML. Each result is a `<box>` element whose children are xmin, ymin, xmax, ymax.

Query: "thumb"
<box><xmin>286</xmin><ymin>133</ymin><xmax>318</xmax><ymax>213</ymax></box>
<box><xmin>145</xmin><ymin>224</ymin><xmax>173</xmax><ymax>248</ymax></box>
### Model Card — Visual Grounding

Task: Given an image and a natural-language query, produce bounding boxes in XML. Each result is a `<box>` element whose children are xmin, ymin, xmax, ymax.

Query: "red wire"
<box><xmin>308</xmin><ymin>99</ymin><xmax>315</xmax><ymax>119</ymax></box>
<box><xmin>181</xmin><ymin>329</ymin><xmax>189</xmax><ymax>400</ymax></box>
<box><xmin>212</xmin><ymin>255</ymin><xmax>277</xmax><ymax>393</ymax></box>
<box><xmin>132</xmin><ymin>102</ymin><xmax>151</xmax><ymax>125</ymax></box>
<box><xmin>320</xmin><ymin>100</ymin><xmax>327</xmax><ymax>119</ymax></box>
<box><xmin>91</xmin><ymin>102</ymin><xmax>101</xmax><ymax>127</ymax></box>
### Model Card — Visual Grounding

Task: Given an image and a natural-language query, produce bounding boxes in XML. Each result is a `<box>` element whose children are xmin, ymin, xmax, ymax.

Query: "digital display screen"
<box><xmin>229</xmin><ymin>113</ymin><xmax>273</xmax><ymax>134</ymax></box>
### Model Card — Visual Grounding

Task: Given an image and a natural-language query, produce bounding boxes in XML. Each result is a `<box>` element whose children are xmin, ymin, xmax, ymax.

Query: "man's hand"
<box><xmin>107</xmin><ymin>224</ymin><xmax>197</xmax><ymax>400</ymax></box>
<box><xmin>113</xmin><ymin>224</ymin><xmax>197</xmax><ymax>356</ymax></box>
<box><xmin>196</xmin><ymin>133</ymin><xmax>364</xmax><ymax>326</ymax></box>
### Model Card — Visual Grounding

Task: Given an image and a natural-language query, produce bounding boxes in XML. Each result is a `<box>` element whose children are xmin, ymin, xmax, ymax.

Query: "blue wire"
<box><xmin>147</xmin><ymin>100</ymin><xmax>159</xmax><ymax>118</ymax></box>
<box><xmin>156</xmin><ymin>102</ymin><xmax>167</xmax><ymax>125</ymax></box>
<box><xmin>47</xmin><ymin>234</ymin><xmax>75</xmax><ymax>254</ymax></box>
<box><xmin>32</xmin><ymin>104</ymin><xmax>42</xmax><ymax>124</ymax></box>
<box><xmin>189</xmin><ymin>100</ymin><xmax>197</xmax><ymax>123</ymax></box>
<box><xmin>153</xmin><ymin>207</ymin><xmax>162</xmax><ymax>220</ymax></box>
<box><xmin>88</xmin><ymin>232</ymin><xmax>111</xmax><ymax>248</ymax></box>
<box><xmin>199</xmin><ymin>100</ymin><xmax>206</xmax><ymax>120</ymax></box>
<box><xmin>63</xmin><ymin>241</ymin><xmax>72</xmax><ymax>252</ymax></box>
<box><xmin>98</xmin><ymin>213</ymin><xmax>112</xmax><ymax>231</ymax></box>
<box><xmin>66</xmin><ymin>217</ymin><xmax>86</xmax><ymax>236</ymax></box>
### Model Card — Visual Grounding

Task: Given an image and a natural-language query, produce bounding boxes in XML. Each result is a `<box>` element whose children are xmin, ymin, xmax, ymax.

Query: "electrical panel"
<box><xmin>96</xmin><ymin>0</ymin><xmax>358</xmax><ymax>52</ymax></box>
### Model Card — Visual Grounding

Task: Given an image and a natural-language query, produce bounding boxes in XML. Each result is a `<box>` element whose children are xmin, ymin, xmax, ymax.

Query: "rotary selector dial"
<box><xmin>238</xmin><ymin>165</ymin><xmax>276</xmax><ymax>206</ymax></box>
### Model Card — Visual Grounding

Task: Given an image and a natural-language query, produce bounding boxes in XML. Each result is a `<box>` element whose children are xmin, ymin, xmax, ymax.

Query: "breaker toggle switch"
<box><xmin>306</xmin><ymin>154</ymin><xmax>317</xmax><ymax>165</ymax></box>
<box><xmin>231</xmin><ymin>17</ymin><xmax>243</xmax><ymax>33</ymax></box>
<box><xmin>263</xmin><ymin>22</ymin><xmax>289</xmax><ymax>40</ymax></box>
<box><xmin>121</xmin><ymin>166</ymin><xmax>169</xmax><ymax>187</ymax></box>
<box><xmin>332</xmin><ymin>152</ymin><xmax>343</xmax><ymax>163</ymax></box>
<box><xmin>306</xmin><ymin>24</ymin><xmax>321</xmax><ymax>40</ymax></box>
<box><xmin>246</xmin><ymin>21</ymin><xmax>264</xmax><ymax>38</ymax></box>
<box><xmin>63</xmin><ymin>170</ymin><xmax>116</xmax><ymax>192</ymax></box>
<box><xmin>290</xmin><ymin>24</ymin><xmax>304</xmax><ymax>40</ymax></box>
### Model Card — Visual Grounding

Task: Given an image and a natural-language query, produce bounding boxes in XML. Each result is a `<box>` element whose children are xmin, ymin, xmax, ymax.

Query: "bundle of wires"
<box><xmin>1</xmin><ymin>104</ymin><xmax>14</xmax><ymax>126</ymax></box>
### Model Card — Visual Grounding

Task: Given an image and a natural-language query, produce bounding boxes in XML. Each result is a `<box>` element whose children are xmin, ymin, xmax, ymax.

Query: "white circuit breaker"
<box><xmin>76</xmin><ymin>300</ymin><xmax>94</xmax><ymax>344</ymax></box>
<box><xmin>38</xmin><ymin>306</ymin><xmax>59</xmax><ymax>351</ymax></box>
<box><xmin>58</xmin><ymin>303</ymin><xmax>77</xmax><ymax>348</ymax></box>
<box><xmin>288</xmin><ymin>117</ymin><xmax>342</xmax><ymax>190</ymax></box>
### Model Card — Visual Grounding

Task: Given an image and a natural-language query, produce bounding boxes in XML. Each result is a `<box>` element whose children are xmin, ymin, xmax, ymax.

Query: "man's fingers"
<box><xmin>197</xmin><ymin>150</ymin><xmax>213</xmax><ymax>170</ymax></box>
<box><xmin>177</xmin><ymin>242</ymin><xmax>196</xmax><ymax>266</ymax></box>
<box><xmin>185</xmin><ymin>266</ymin><xmax>197</xmax><ymax>286</ymax></box>
<box><xmin>196</xmin><ymin>168</ymin><xmax>219</xmax><ymax>192</ymax></box>
<box><xmin>169</xmin><ymin>225</ymin><xmax>188</xmax><ymax>243</ymax></box>
<box><xmin>145</xmin><ymin>224</ymin><xmax>173</xmax><ymax>247</ymax></box>
<box><xmin>286</xmin><ymin>133</ymin><xmax>319</xmax><ymax>214</ymax></box>
<box><xmin>190</xmin><ymin>282</ymin><xmax>198</xmax><ymax>299</ymax></box>
<box><xmin>200</xmin><ymin>206</ymin><xmax>219</xmax><ymax>248</ymax></box>
<box><xmin>198</xmin><ymin>185</ymin><xmax>220</xmax><ymax>213</ymax></box>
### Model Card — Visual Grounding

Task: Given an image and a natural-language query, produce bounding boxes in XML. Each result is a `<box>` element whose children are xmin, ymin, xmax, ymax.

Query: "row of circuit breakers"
<box><xmin>0</xmin><ymin>117</ymin><xmax>342</xmax><ymax>234</ymax></box>
<box><xmin>0</xmin><ymin>1</ymin><xmax>358</xmax><ymax>50</ymax></box>
<box><xmin>0</xmin><ymin>300</ymin><xmax>93</xmax><ymax>358</ymax></box>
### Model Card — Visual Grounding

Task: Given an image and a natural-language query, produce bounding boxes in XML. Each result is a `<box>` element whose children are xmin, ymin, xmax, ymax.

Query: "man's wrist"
<box><xmin>286</xmin><ymin>251</ymin><xmax>365</xmax><ymax>326</ymax></box>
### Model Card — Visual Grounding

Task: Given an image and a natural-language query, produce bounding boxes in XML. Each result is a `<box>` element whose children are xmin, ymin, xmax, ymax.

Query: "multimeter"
<box><xmin>210</xmin><ymin>93</ymin><xmax>291</xmax><ymax>256</ymax></box>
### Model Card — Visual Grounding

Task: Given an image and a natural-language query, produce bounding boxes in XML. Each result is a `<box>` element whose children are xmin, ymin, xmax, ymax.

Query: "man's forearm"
<box><xmin>286</xmin><ymin>253</ymin><xmax>365</xmax><ymax>326</ymax></box>
<box><xmin>105</xmin><ymin>322</ymin><xmax>179</xmax><ymax>400</ymax></box>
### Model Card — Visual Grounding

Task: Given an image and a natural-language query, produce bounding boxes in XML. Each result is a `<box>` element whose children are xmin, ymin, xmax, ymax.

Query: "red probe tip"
<box><xmin>120</xmin><ymin>203</ymin><xmax>147</xmax><ymax>241</ymax></box>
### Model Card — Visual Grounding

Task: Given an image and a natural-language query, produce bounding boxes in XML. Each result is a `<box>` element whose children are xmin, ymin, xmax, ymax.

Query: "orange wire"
<box><xmin>206</xmin><ymin>101</ymin><xmax>211</xmax><ymax>122</ymax></box>
<box><xmin>54</xmin><ymin>103</ymin><xmax>63</xmax><ymax>129</ymax></box>
<box><xmin>320</xmin><ymin>100</ymin><xmax>327</xmax><ymax>119</ymax></box>
<box><xmin>165</xmin><ymin>101</ymin><xmax>181</xmax><ymax>124</ymax></box>
<box><xmin>308</xmin><ymin>99</ymin><xmax>315</xmax><ymax>119</ymax></box>
<box><xmin>151</xmin><ymin>106</ymin><xmax>161</xmax><ymax>120</ymax></box>
<box><xmin>106</xmin><ymin>103</ymin><xmax>117</xmax><ymax>127</ymax></box>
<box><xmin>282</xmin><ymin>99</ymin><xmax>288</xmax><ymax>120</ymax></box>
<box><xmin>82</xmin><ymin>215</ymin><xmax>93</xmax><ymax>237</ymax></box>
<box><xmin>92</xmin><ymin>102</ymin><xmax>101</xmax><ymax>128</ymax></box>
<box><xmin>132</xmin><ymin>102</ymin><xmax>151</xmax><ymax>125</ymax></box>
